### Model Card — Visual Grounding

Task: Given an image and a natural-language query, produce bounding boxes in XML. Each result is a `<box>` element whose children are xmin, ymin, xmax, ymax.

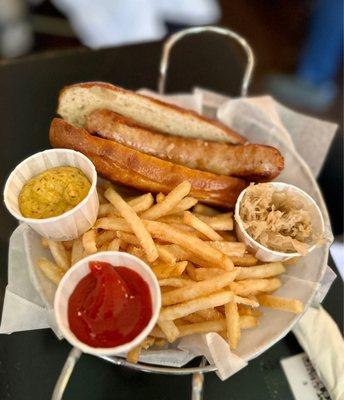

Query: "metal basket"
<box><xmin>51</xmin><ymin>26</ymin><xmax>255</xmax><ymax>400</ymax></box>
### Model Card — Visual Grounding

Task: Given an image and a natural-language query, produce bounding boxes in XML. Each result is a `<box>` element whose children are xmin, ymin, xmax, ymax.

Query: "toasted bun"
<box><xmin>57</xmin><ymin>82</ymin><xmax>246</xmax><ymax>144</ymax></box>
<box><xmin>49</xmin><ymin>118</ymin><xmax>247</xmax><ymax>207</ymax></box>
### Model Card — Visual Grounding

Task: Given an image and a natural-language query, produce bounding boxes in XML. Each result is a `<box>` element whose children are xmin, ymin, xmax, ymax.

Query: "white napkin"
<box><xmin>293</xmin><ymin>306</ymin><xmax>344</xmax><ymax>400</ymax></box>
<box><xmin>178</xmin><ymin>333</ymin><xmax>247</xmax><ymax>380</ymax></box>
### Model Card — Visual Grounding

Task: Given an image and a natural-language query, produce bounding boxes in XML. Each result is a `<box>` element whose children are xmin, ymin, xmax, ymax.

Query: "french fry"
<box><xmin>208</xmin><ymin>241</ymin><xmax>246</xmax><ymax>257</ymax></box>
<box><xmin>105</xmin><ymin>187</ymin><xmax>158</xmax><ymax>262</ymax></box>
<box><xmin>127</xmin><ymin>246</ymin><xmax>147</xmax><ymax>260</ymax></box>
<box><xmin>98</xmin><ymin>243</ymin><xmax>108</xmax><ymax>252</ymax></box>
<box><xmin>229</xmin><ymin>278</ymin><xmax>282</xmax><ymax>296</ymax></box>
<box><xmin>156</xmin><ymin>244</ymin><xmax>177</xmax><ymax>265</ymax></box>
<box><xmin>71</xmin><ymin>238</ymin><xmax>84</xmax><ymax>265</ymax></box>
<box><xmin>47</xmin><ymin>240</ymin><xmax>70</xmax><ymax>271</ymax></box>
<box><xmin>232</xmin><ymin>254</ymin><xmax>258</xmax><ymax>266</ymax></box>
<box><xmin>101</xmin><ymin>194</ymin><xmax>155</xmax><ymax>218</ymax></box>
<box><xmin>82</xmin><ymin>229</ymin><xmax>97</xmax><ymax>255</ymax></box>
<box><xmin>39</xmin><ymin>182</ymin><xmax>305</xmax><ymax>350</ymax></box>
<box><xmin>165</xmin><ymin>197</ymin><xmax>198</xmax><ymax>216</ymax></box>
<box><xmin>126</xmin><ymin>337</ymin><xmax>154</xmax><ymax>364</ymax></box>
<box><xmin>225</xmin><ymin>302</ymin><xmax>240</xmax><ymax>349</ymax></box>
<box><xmin>107</xmin><ymin>238</ymin><xmax>121</xmax><ymax>251</ymax></box>
<box><xmin>184</xmin><ymin>254</ymin><xmax>221</xmax><ymax>270</ymax></box>
<box><xmin>96</xmin><ymin>230</ymin><xmax>117</xmax><ymax>247</ymax></box>
<box><xmin>177</xmin><ymin>315</ymin><xmax>257</xmax><ymax>338</ymax></box>
<box><xmin>152</xmin><ymin>261</ymin><xmax>187</xmax><ymax>279</ymax></box>
<box><xmin>144</xmin><ymin>220</ymin><xmax>234</xmax><ymax>271</ymax></box>
<box><xmin>190</xmin><ymin>267</ymin><xmax>225</xmax><ymax>281</ymax></box>
<box><xmin>238</xmin><ymin>304</ymin><xmax>253</xmax><ymax>316</ymax></box>
<box><xmin>119</xmin><ymin>241</ymin><xmax>130</xmax><ymax>252</ymax></box>
<box><xmin>183</xmin><ymin>211</ymin><xmax>223</xmax><ymax>241</ymax></box>
<box><xmin>149</xmin><ymin>326</ymin><xmax>166</xmax><ymax>338</ymax></box>
<box><xmin>141</xmin><ymin>181</ymin><xmax>191</xmax><ymax>220</ymax></box>
<box><xmin>158</xmin><ymin>278</ymin><xmax>193</xmax><ymax>287</ymax></box>
<box><xmin>186</xmin><ymin>263</ymin><xmax>198</xmax><ymax>280</ymax></box>
<box><xmin>158</xmin><ymin>215</ymin><xmax>185</xmax><ymax>224</ymax></box>
<box><xmin>154</xmin><ymin>338</ymin><xmax>166</xmax><ymax>347</ymax></box>
<box><xmin>159</xmin><ymin>291</ymin><xmax>235</xmax><ymax>321</ymax></box>
<box><xmin>37</xmin><ymin>258</ymin><xmax>64</xmax><ymax>285</ymax></box>
<box><xmin>256</xmin><ymin>294</ymin><xmax>303</xmax><ymax>313</ymax></box>
<box><xmin>169</xmin><ymin>223</ymin><xmax>208</xmax><ymax>239</ymax></box>
<box><xmin>162</xmin><ymin>271</ymin><xmax>239</xmax><ymax>306</ymax></box>
<box><xmin>156</xmin><ymin>193</ymin><xmax>165</xmax><ymax>203</ymax></box>
<box><xmin>237</xmin><ymin>262</ymin><xmax>285</xmax><ymax>280</ymax></box>
<box><xmin>116</xmin><ymin>231</ymin><xmax>140</xmax><ymax>246</ymax></box>
<box><xmin>182</xmin><ymin>313</ymin><xmax>205</xmax><ymax>324</ymax></box>
<box><xmin>193</xmin><ymin>204</ymin><xmax>220</xmax><ymax>216</ymax></box>
<box><xmin>126</xmin><ymin>345</ymin><xmax>142</xmax><ymax>364</ymax></box>
<box><xmin>127</xmin><ymin>193</ymin><xmax>154</xmax><ymax>214</ymax></box>
<box><xmin>159</xmin><ymin>221</ymin><xmax>207</xmax><ymax>240</ymax></box>
<box><xmin>160</xmin><ymin>213</ymin><xmax>233</xmax><ymax>232</ymax></box>
<box><xmin>173</xmin><ymin>260</ymin><xmax>188</xmax><ymax>276</ymax></box>
<box><xmin>158</xmin><ymin>319</ymin><xmax>180</xmax><ymax>343</ymax></box>
<box><xmin>196</xmin><ymin>213</ymin><xmax>233</xmax><ymax>231</ymax></box>
<box><xmin>162</xmin><ymin>244</ymin><xmax>189</xmax><ymax>261</ymax></box>
<box><xmin>142</xmin><ymin>336</ymin><xmax>155</xmax><ymax>349</ymax></box>
<box><xmin>197</xmin><ymin>308</ymin><xmax>223</xmax><ymax>320</ymax></box>
<box><xmin>178</xmin><ymin>320</ymin><xmax>225</xmax><ymax>337</ymax></box>
<box><xmin>95</xmin><ymin>217</ymin><xmax>132</xmax><ymax>232</ymax></box>
<box><xmin>233</xmin><ymin>295</ymin><xmax>259</xmax><ymax>307</ymax></box>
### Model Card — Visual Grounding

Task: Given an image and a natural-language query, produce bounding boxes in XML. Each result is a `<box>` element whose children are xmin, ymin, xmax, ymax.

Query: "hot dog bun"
<box><xmin>57</xmin><ymin>82</ymin><xmax>246</xmax><ymax>144</ymax></box>
<box><xmin>49</xmin><ymin>118</ymin><xmax>247</xmax><ymax>208</ymax></box>
<box><xmin>86</xmin><ymin>109</ymin><xmax>284</xmax><ymax>181</ymax></box>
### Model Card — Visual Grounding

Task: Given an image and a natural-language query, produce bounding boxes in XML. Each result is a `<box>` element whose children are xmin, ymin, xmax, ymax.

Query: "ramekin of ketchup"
<box><xmin>54</xmin><ymin>251</ymin><xmax>161</xmax><ymax>356</ymax></box>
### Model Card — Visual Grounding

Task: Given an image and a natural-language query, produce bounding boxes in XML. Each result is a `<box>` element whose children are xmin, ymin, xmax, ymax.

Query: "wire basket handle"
<box><xmin>158</xmin><ymin>26</ymin><xmax>255</xmax><ymax>97</ymax></box>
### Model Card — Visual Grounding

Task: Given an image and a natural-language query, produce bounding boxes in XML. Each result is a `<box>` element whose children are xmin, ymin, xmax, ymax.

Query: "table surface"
<box><xmin>0</xmin><ymin>39</ymin><xmax>342</xmax><ymax>400</ymax></box>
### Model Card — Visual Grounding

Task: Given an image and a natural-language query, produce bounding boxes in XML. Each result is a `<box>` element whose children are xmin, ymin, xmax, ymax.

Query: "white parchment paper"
<box><xmin>0</xmin><ymin>88</ymin><xmax>337</xmax><ymax>379</ymax></box>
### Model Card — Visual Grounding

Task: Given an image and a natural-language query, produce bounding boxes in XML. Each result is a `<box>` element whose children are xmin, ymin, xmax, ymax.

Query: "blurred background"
<box><xmin>1</xmin><ymin>0</ymin><xmax>342</xmax><ymax>105</ymax></box>
<box><xmin>0</xmin><ymin>0</ymin><xmax>343</xmax><ymax>236</ymax></box>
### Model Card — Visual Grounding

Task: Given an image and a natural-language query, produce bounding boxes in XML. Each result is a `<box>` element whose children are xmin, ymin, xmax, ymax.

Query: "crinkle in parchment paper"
<box><xmin>217</xmin><ymin>95</ymin><xmax>337</xmax><ymax>177</ymax></box>
<box><xmin>178</xmin><ymin>333</ymin><xmax>247</xmax><ymax>380</ymax></box>
<box><xmin>0</xmin><ymin>88</ymin><xmax>336</xmax><ymax>377</ymax></box>
<box><xmin>0</xmin><ymin>224</ymin><xmax>49</xmax><ymax>334</ymax></box>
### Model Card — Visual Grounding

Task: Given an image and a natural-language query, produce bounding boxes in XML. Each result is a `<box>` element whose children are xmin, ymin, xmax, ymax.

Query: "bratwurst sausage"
<box><xmin>86</xmin><ymin>109</ymin><xmax>284</xmax><ymax>182</ymax></box>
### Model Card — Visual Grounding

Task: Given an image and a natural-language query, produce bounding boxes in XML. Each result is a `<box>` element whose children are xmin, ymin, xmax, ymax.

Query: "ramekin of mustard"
<box><xmin>4</xmin><ymin>149</ymin><xmax>99</xmax><ymax>241</ymax></box>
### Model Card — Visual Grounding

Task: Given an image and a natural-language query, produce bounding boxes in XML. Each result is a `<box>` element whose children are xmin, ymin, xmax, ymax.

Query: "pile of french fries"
<box><xmin>37</xmin><ymin>180</ymin><xmax>303</xmax><ymax>363</ymax></box>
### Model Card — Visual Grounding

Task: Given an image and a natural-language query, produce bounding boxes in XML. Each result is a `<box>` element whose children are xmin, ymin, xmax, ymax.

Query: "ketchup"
<box><xmin>68</xmin><ymin>261</ymin><xmax>152</xmax><ymax>348</ymax></box>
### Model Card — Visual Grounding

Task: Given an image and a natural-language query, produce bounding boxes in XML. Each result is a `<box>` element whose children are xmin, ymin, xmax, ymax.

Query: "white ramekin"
<box><xmin>54</xmin><ymin>251</ymin><xmax>161</xmax><ymax>356</ymax></box>
<box><xmin>4</xmin><ymin>149</ymin><xmax>99</xmax><ymax>241</ymax></box>
<box><xmin>234</xmin><ymin>182</ymin><xmax>325</xmax><ymax>262</ymax></box>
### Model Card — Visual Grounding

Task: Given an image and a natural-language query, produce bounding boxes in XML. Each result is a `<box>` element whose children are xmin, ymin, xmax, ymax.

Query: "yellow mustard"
<box><xmin>19</xmin><ymin>166</ymin><xmax>91</xmax><ymax>219</ymax></box>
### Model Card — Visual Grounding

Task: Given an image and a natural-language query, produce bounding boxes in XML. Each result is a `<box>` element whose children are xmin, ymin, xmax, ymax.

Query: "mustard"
<box><xmin>19</xmin><ymin>166</ymin><xmax>91</xmax><ymax>219</ymax></box>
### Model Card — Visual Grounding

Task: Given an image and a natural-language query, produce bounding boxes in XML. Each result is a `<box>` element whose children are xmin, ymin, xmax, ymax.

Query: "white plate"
<box><xmin>22</xmin><ymin>126</ymin><xmax>333</xmax><ymax>364</ymax></box>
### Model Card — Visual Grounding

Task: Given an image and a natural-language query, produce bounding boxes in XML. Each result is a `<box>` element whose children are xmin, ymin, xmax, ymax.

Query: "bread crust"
<box><xmin>49</xmin><ymin>118</ymin><xmax>247</xmax><ymax>207</ymax></box>
<box><xmin>58</xmin><ymin>81</ymin><xmax>246</xmax><ymax>144</ymax></box>
<box><xmin>86</xmin><ymin>109</ymin><xmax>284</xmax><ymax>181</ymax></box>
